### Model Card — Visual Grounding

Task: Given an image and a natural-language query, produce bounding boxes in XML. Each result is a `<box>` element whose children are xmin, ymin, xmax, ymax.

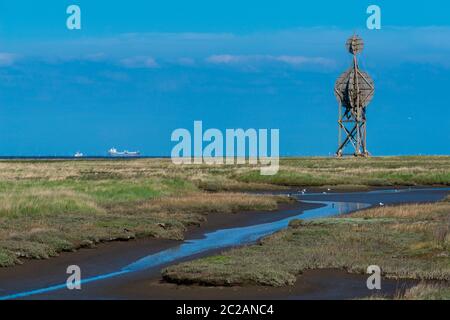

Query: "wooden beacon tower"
<box><xmin>334</xmin><ymin>35</ymin><xmax>375</xmax><ymax>157</ymax></box>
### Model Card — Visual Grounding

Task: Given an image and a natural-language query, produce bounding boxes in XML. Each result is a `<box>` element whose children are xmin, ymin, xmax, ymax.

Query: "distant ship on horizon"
<box><xmin>108</xmin><ymin>148</ymin><xmax>141</xmax><ymax>157</ymax></box>
<box><xmin>74</xmin><ymin>152</ymin><xmax>84</xmax><ymax>158</ymax></box>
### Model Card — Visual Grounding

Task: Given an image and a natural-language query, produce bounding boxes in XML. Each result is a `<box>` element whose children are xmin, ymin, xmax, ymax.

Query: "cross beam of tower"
<box><xmin>334</xmin><ymin>35</ymin><xmax>375</xmax><ymax>157</ymax></box>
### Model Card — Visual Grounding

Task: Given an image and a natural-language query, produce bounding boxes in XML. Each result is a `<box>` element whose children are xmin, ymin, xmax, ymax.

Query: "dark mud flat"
<box><xmin>0</xmin><ymin>187</ymin><xmax>448</xmax><ymax>300</ymax></box>
<box><xmin>102</xmin><ymin>269</ymin><xmax>417</xmax><ymax>300</ymax></box>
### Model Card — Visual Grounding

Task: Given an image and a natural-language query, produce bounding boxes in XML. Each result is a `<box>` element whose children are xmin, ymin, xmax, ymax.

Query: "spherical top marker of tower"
<box><xmin>335</xmin><ymin>35</ymin><xmax>374</xmax><ymax>110</ymax></box>
<box><xmin>346</xmin><ymin>34</ymin><xmax>364</xmax><ymax>55</ymax></box>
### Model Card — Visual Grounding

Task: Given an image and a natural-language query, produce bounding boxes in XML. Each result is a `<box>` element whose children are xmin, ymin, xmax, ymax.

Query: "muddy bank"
<box><xmin>29</xmin><ymin>269</ymin><xmax>419</xmax><ymax>300</ymax></box>
<box><xmin>0</xmin><ymin>200</ymin><xmax>320</xmax><ymax>298</ymax></box>
<box><xmin>141</xmin><ymin>269</ymin><xmax>418</xmax><ymax>300</ymax></box>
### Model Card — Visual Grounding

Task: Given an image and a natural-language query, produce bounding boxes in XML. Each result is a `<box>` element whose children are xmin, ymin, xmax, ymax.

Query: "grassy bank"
<box><xmin>0</xmin><ymin>156</ymin><xmax>448</xmax><ymax>191</ymax></box>
<box><xmin>0</xmin><ymin>159</ymin><xmax>293</xmax><ymax>267</ymax></box>
<box><xmin>0</xmin><ymin>188</ymin><xmax>288</xmax><ymax>267</ymax></box>
<box><xmin>237</xmin><ymin>156</ymin><xmax>450</xmax><ymax>187</ymax></box>
<box><xmin>162</xmin><ymin>196</ymin><xmax>450</xmax><ymax>298</ymax></box>
<box><xmin>0</xmin><ymin>156</ymin><xmax>448</xmax><ymax>267</ymax></box>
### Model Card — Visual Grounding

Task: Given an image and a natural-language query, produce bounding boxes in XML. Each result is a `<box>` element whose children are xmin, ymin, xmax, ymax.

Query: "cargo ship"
<box><xmin>108</xmin><ymin>148</ymin><xmax>140</xmax><ymax>157</ymax></box>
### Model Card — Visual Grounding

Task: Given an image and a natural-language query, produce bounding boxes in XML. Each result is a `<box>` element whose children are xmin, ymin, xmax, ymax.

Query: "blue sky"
<box><xmin>0</xmin><ymin>0</ymin><xmax>449</xmax><ymax>156</ymax></box>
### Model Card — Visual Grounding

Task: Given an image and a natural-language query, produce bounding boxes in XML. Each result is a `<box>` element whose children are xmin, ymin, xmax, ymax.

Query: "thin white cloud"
<box><xmin>0</xmin><ymin>53</ymin><xmax>17</xmax><ymax>66</ymax></box>
<box><xmin>206</xmin><ymin>54</ymin><xmax>334</xmax><ymax>68</ymax></box>
<box><xmin>206</xmin><ymin>54</ymin><xmax>242</xmax><ymax>64</ymax></box>
<box><xmin>275</xmin><ymin>55</ymin><xmax>334</xmax><ymax>66</ymax></box>
<box><xmin>3</xmin><ymin>27</ymin><xmax>450</xmax><ymax>69</ymax></box>
<box><xmin>119</xmin><ymin>56</ymin><xmax>158</xmax><ymax>68</ymax></box>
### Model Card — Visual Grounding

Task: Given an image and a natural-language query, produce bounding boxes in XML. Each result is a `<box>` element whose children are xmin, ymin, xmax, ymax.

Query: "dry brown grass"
<box><xmin>239</xmin><ymin>156</ymin><xmax>450</xmax><ymax>187</ymax></box>
<box><xmin>141</xmin><ymin>193</ymin><xmax>284</xmax><ymax>214</ymax></box>
<box><xmin>0</xmin><ymin>158</ymin><xmax>296</xmax><ymax>267</ymax></box>
<box><xmin>353</xmin><ymin>202</ymin><xmax>449</xmax><ymax>219</ymax></box>
<box><xmin>0</xmin><ymin>156</ymin><xmax>448</xmax><ymax>188</ymax></box>
<box><xmin>0</xmin><ymin>188</ymin><xmax>105</xmax><ymax>217</ymax></box>
<box><xmin>397</xmin><ymin>282</ymin><xmax>450</xmax><ymax>300</ymax></box>
<box><xmin>0</xmin><ymin>186</ymin><xmax>289</xmax><ymax>267</ymax></box>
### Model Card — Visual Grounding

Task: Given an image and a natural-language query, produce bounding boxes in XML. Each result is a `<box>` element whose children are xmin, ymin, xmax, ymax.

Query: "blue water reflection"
<box><xmin>125</xmin><ymin>201</ymin><xmax>368</xmax><ymax>272</ymax></box>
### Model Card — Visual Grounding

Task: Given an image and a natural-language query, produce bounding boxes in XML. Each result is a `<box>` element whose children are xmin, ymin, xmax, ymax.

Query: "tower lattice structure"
<box><xmin>334</xmin><ymin>35</ymin><xmax>375</xmax><ymax>157</ymax></box>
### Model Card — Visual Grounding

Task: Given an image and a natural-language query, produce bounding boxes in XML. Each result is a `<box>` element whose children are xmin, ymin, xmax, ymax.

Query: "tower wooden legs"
<box><xmin>336</xmin><ymin>110</ymin><xmax>369</xmax><ymax>157</ymax></box>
